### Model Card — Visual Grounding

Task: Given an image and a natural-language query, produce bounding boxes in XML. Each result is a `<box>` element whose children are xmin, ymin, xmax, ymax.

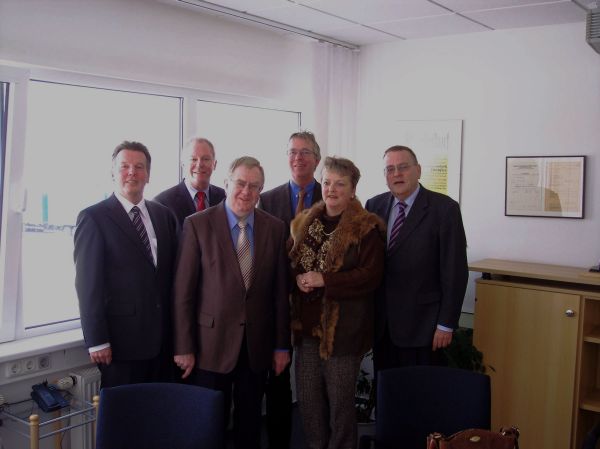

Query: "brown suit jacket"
<box><xmin>173</xmin><ymin>202</ymin><xmax>290</xmax><ymax>373</ymax></box>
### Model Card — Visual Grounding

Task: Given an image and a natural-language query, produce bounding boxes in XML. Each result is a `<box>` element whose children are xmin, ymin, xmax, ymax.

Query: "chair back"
<box><xmin>96</xmin><ymin>382</ymin><xmax>224</xmax><ymax>449</ymax></box>
<box><xmin>376</xmin><ymin>366</ymin><xmax>490</xmax><ymax>449</ymax></box>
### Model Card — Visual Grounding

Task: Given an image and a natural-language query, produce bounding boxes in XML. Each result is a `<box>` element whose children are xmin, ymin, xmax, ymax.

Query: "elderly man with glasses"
<box><xmin>365</xmin><ymin>145</ymin><xmax>468</xmax><ymax>372</ymax></box>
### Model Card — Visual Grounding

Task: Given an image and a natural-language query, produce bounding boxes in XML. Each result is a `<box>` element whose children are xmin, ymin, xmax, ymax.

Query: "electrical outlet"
<box><xmin>23</xmin><ymin>358</ymin><xmax>36</xmax><ymax>373</ymax></box>
<box><xmin>3</xmin><ymin>353</ymin><xmax>52</xmax><ymax>378</ymax></box>
<box><xmin>38</xmin><ymin>355</ymin><xmax>51</xmax><ymax>370</ymax></box>
<box><xmin>5</xmin><ymin>361</ymin><xmax>22</xmax><ymax>378</ymax></box>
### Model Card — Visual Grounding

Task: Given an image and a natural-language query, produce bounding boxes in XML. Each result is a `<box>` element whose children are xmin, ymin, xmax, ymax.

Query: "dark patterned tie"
<box><xmin>237</xmin><ymin>220</ymin><xmax>253</xmax><ymax>290</ymax></box>
<box><xmin>131</xmin><ymin>206</ymin><xmax>153</xmax><ymax>263</ymax></box>
<box><xmin>195</xmin><ymin>191</ymin><xmax>206</xmax><ymax>212</ymax></box>
<box><xmin>388</xmin><ymin>201</ymin><xmax>407</xmax><ymax>250</ymax></box>
<box><xmin>295</xmin><ymin>188</ymin><xmax>305</xmax><ymax>217</ymax></box>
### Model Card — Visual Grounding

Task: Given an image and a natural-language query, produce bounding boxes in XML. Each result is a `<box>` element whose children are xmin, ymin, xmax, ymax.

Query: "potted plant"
<box><xmin>442</xmin><ymin>327</ymin><xmax>493</xmax><ymax>373</ymax></box>
<box><xmin>355</xmin><ymin>350</ymin><xmax>375</xmax><ymax>423</ymax></box>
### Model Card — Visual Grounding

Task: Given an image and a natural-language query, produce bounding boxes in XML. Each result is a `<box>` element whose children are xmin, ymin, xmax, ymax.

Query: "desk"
<box><xmin>0</xmin><ymin>395</ymin><xmax>99</xmax><ymax>449</ymax></box>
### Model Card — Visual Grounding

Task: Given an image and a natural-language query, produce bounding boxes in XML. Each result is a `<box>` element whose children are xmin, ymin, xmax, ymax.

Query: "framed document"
<box><xmin>505</xmin><ymin>156</ymin><xmax>585</xmax><ymax>218</ymax></box>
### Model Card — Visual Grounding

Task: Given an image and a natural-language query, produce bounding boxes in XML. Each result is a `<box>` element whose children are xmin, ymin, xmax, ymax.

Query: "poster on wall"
<box><xmin>394</xmin><ymin>120</ymin><xmax>463</xmax><ymax>202</ymax></box>
<box><xmin>505</xmin><ymin>156</ymin><xmax>585</xmax><ymax>218</ymax></box>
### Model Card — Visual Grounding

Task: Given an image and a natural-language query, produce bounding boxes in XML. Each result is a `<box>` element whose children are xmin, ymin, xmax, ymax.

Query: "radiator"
<box><xmin>69</xmin><ymin>367</ymin><xmax>101</xmax><ymax>449</ymax></box>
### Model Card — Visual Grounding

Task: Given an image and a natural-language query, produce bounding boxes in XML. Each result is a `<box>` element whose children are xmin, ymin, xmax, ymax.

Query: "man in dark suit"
<box><xmin>173</xmin><ymin>156</ymin><xmax>291</xmax><ymax>449</ymax></box>
<box><xmin>154</xmin><ymin>137</ymin><xmax>226</xmax><ymax>229</ymax></box>
<box><xmin>74</xmin><ymin>141</ymin><xmax>178</xmax><ymax>388</ymax></box>
<box><xmin>365</xmin><ymin>145</ymin><xmax>468</xmax><ymax>370</ymax></box>
<box><xmin>259</xmin><ymin>130</ymin><xmax>322</xmax><ymax>449</ymax></box>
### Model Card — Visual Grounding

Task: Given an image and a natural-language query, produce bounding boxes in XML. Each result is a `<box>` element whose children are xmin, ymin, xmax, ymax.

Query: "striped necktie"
<box><xmin>237</xmin><ymin>220</ymin><xmax>253</xmax><ymax>289</ymax></box>
<box><xmin>131</xmin><ymin>206</ymin><xmax>154</xmax><ymax>263</ymax></box>
<box><xmin>388</xmin><ymin>201</ymin><xmax>407</xmax><ymax>250</ymax></box>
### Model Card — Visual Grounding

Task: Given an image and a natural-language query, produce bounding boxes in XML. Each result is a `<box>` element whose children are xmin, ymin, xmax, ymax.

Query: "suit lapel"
<box><xmin>250</xmin><ymin>211</ymin><xmax>268</xmax><ymax>291</ymax></box>
<box><xmin>280</xmin><ymin>184</ymin><xmax>294</xmax><ymax>226</ymax></box>
<box><xmin>311</xmin><ymin>181</ymin><xmax>323</xmax><ymax>205</ymax></box>
<box><xmin>146</xmin><ymin>201</ymin><xmax>165</xmax><ymax>270</ymax></box>
<box><xmin>177</xmin><ymin>182</ymin><xmax>196</xmax><ymax>216</ymax></box>
<box><xmin>104</xmin><ymin>195</ymin><xmax>154</xmax><ymax>267</ymax></box>
<box><xmin>212</xmin><ymin>204</ymin><xmax>246</xmax><ymax>288</ymax></box>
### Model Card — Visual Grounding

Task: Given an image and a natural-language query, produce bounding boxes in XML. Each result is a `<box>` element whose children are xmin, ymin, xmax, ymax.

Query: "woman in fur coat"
<box><xmin>289</xmin><ymin>156</ymin><xmax>386</xmax><ymax>449</ymax></box>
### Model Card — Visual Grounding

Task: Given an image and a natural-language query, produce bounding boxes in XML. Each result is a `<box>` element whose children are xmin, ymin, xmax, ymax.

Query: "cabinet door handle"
<box><xmin>565</xmin><ymin>309</ymin><xmax>576</xmax><ymax>317</ymax></box>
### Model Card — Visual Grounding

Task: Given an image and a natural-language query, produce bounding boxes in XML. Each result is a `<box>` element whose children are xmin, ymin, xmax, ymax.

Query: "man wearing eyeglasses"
<box><xmin>259</xmin><ymin>130</ymin><xmax>322</xmax><ymax>449</ymax></box>
<box><xmin>173</xmin><ymin>157</ymin><xmax>290</xmax><ymax>449</ymax></box>
<box><xmin>365</xmin><ymin>145</ymin><xmax>468</xmax><ymax>371</ymax></box>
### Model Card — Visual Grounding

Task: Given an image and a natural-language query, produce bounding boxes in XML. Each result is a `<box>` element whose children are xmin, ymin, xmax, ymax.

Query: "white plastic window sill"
<box><xmin>0</xmin><ymin>328</ymin><xmax>85</xmax><ymax>364</ymax></box>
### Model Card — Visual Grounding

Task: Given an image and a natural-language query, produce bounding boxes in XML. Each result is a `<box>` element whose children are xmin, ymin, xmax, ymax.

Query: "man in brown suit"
<box><xmin>173</xmin><ymin>156</ymin><xmax>291</xmax><ymax>449</ymax></box>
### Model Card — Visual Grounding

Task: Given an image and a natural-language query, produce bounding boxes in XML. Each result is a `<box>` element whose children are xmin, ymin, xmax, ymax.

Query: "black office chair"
<box><xmin>96</xmin><ymin>382</ymin><xmax>224</xmax><ymax>449</ymax></box>
<box><xmin>359</xmin><ymin>366</ymin><xmax>491</xmax><ymax>449</ymax></box>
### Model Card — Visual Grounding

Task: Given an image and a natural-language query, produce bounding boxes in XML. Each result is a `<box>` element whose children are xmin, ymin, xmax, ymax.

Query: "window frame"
<box><xmin>0</xmin><ymin>65</ymin><xmax>302</xmax><ymax>344</ymax></box>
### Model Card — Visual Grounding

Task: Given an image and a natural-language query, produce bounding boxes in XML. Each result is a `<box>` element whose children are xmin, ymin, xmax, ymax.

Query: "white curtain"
<box><xmin>312</xmin><ymin>42</ymin><xmax>359</xmax><ymax>160</ymax></box>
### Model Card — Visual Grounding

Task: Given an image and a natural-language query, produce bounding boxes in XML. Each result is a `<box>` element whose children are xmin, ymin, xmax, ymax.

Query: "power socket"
<box><xmin>4</xmin><ymin>354</ymin><xmax>51</xmax><ymax>378</ymax></box>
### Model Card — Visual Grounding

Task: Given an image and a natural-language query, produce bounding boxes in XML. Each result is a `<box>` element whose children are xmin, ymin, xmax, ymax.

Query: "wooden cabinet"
<box><xmin>470</xmin><ymin>259</ymin><xmax>600</xmax><ymax>449</ymax></box>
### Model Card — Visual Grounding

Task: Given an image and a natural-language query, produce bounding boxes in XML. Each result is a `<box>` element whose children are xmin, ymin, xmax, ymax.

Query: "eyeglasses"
<box><xmin>384</xmin><ymin>164</ymin><xmax>415</xmax><ymax>175</ymax></box>
<box><xmin>230</xmin><ymin>179</ymin><xmax>262</xmax><ymax>193</ymax></box>
<box><xmin>287</xmin><ymin>149</ymin><xmax>315</xmax><ymax>158</ymax></box>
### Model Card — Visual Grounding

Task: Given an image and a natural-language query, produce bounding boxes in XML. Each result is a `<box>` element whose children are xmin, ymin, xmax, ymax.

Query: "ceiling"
<box><xmin>168</xmin><ymin>0</ymin><xmax>597</xmax><ymax>48</ymax></box>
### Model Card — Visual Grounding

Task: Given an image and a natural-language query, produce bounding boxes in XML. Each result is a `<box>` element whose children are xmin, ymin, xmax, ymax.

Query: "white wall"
<box><xmin>355</xmin><ymin>23</ymin><xmax>600</xmax><ymax>309</ymax></box>
<box><xmin>0</xmin><ymin>0</ymin><xmax>333</xmax><ymax>136</ymax></box>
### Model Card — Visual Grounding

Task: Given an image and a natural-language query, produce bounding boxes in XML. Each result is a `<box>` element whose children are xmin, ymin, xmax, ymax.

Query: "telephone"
<box><xmin>31</xmin><ymin>382</ymin><xmax>69</xmax><ymax>412</ymax></box>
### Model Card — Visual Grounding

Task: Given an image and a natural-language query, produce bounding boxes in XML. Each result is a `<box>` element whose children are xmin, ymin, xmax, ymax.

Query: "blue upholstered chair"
<box><xmin>96</xmin><ymin>382</ymin><xmax>224</xmax><ymax>449</ymax></box>
<box><xmin>359</xmin><ymin>366</ymin><xmax>491</xmax><ymax>449</ymax></box>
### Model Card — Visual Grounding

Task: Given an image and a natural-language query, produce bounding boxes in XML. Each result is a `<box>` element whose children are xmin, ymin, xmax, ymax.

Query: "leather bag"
<box><xmin>427</xmin><ymin>427</ymin><xmax>519</xmax><ymax>449</ymax></box>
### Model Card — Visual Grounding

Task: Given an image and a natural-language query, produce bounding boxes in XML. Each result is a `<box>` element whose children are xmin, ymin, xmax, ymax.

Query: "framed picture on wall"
<box><xmin>505</xmin><ymin>155</ymin><xmax>585</xmax><ymax>218</ymax></box>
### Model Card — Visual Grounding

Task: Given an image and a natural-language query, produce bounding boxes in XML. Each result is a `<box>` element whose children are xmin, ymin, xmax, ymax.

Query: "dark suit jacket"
<box><xmin>154</xmin><ymin>181</ymin><xmax>226</xmax><ymax>230</ymax></box>
<box><xmin>365</xmin><ymin>185</ymin><xmax>468</xmax><ymax>348</ymax></box>
<box><xmin>173</xmin><ymin>203</ymin><xmax>290</xmax><ymax>374</ymax></box>
<box><xmin>74</xmin><ymin>194</ymin><xmax>178</xmax><ymax>361</ymax></box>
<box><xmin>260</xmin><ymin>181</ymin><xmax>323</xmax><ymax>230</ymax></box>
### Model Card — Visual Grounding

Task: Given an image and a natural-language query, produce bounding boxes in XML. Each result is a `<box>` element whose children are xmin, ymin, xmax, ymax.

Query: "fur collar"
<box><xmin>290</xmin><ymin>199</ymin><xmax>385</xmax><ymax>272</ymax></box>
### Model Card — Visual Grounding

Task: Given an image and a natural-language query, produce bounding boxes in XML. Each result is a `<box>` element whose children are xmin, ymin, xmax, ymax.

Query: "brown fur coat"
<box><xmin>289</xmin><ymin>199</ymin><xmax>386</xmax><ymax>359</ymax></box>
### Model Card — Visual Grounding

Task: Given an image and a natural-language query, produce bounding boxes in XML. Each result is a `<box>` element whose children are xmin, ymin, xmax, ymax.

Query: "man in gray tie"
<box><xmin>365</xmin><ymin>145</ymin><xmax>468</xmax><ymax>371</ymax></box>
<box><xmin>74</xmin><ymin>141</ymin><xmax>178</xmax><ymax>388</ymax></box>
<box><xmin>173</xmin><ymin>156</ymin><xmax>290</xmax><ymax>449</ymax></box>
<box><xmin>154</xmin><ymin>137</ymin><xmax>226</xmax><ymax>230</ymax></box>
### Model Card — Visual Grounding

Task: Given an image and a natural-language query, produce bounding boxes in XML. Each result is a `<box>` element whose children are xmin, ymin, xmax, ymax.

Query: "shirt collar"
<box><xmin>114</xmin><ymin>191</ymin><xmax>149</xmax><ymax>216</ymax></box>
<box><xmin>224</xmin><ymin>201</ymin><xmax>255</xmax><ymax>230</ymax></box>
<box><xmin>184</xmin><ymin>179</ymin><xmax>210</xmax><ymax>199</ymax></box>
<box><xmin>393</xmin><ymin>183</ymin><xmax>420</xmax><ymax>208</ymax></box>
<box><xmin>290</xmin><ymin>179</ymin><xmax>316</xmax><ymax>196</ymax></box>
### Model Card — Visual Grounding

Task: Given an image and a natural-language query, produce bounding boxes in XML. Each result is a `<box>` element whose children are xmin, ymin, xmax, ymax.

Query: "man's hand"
<box><xmin>174</xmin><ymin>353</ymin><xmax>195</xmax><ymax>379</ymax></box>
<box><xmin>90</xmin><ymin>347</ymin><xmax>112</xmax><ymax>365</ymax></box>
<box><xmin>432</xmin><ymin>329</ymin><xmax>453</xmax><ymax>351</ymax></box>
<box><xmin>272</xmin><ymin>351</ymin><xmax>291</xmax><ymax>376</ymax></box>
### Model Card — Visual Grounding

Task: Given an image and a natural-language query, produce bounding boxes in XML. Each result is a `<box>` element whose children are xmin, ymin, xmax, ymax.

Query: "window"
<box><xmin>21</xmin><ymin>81</ymin><xmax>181</xmax><ymax>332</ymax></box>
<box><xmin>196</xmin><ymin>101</ymin><xmax>300</xmax><ymax>191</ymax></box>
<box><xmin>0</xmin><ymin>67</ymin><xmax>303</xmax><ymax>344</ymax></box>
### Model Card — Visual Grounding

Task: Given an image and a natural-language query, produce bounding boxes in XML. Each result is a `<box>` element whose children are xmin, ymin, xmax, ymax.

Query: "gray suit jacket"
<box><xmin>173</xmin><ymin>203</ymin><xmax>290</xmax><ymax>373</ymax></box>
<box><xmin>365</xmin><ymin>186</ymin><xmax>468</xmax><ymax>348</ymax></box>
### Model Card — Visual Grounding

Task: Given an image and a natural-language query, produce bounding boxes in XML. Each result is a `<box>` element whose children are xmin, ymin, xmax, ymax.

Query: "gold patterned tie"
<box><xmin>295</xmin><ymin>188</ymin><xmax>305</xmax><ymax>217</ymax></box>
<box><xmin>237</xmin><ymin>219</ymin><xmax>253</xmax><ymax>289</ymax></box>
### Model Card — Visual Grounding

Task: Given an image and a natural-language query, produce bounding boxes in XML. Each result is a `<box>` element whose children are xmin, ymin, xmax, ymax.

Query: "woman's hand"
<box><xmin>297</xmin><ymin>271</ymin><xmax>325</xmax><ymax>292</ymax></box>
